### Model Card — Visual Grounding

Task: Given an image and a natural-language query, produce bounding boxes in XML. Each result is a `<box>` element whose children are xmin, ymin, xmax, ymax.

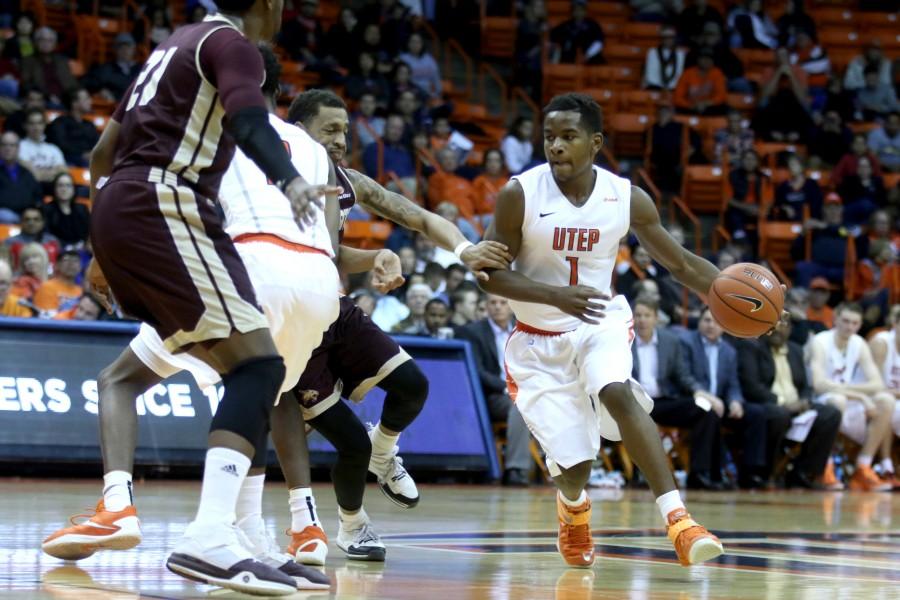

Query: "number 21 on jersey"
<box><xmin>126</xmin><ymin>47</ymin><xmax>178</xmax><ymax>111</ymax></box>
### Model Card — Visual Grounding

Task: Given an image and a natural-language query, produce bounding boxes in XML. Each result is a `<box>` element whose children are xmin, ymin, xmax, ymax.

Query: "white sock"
<box><xmin>289</xmin><ymin>487</ymin><xmax>321</xmax><ymax>531</ymax></box>
<box><xmin>194</xmin><ymin>447</ymin><xmax>251</xmax><ymax>527</ymax></box>
<box><xmin>557</xmin><ymin>489</ymin><xmax>587</xmax><ymax>507</ymax></box>
<box><xmin>370</xmin><ymin>423</ymin><xmax>400</xmax><ymax>459</ymax></box>
<box><xmin>857</xmin><ymin>454</ymin><xmax>873</xmax><ymax>468</ymax></box>
<box><xmin>102</xmin><ymin>470</ymin><xmax>133</xmax><ymax>512</ymax></box>
<box><xmin>881</xmin><ymin>458</ymin><xmax>895</xmax><ymax>473</ymax></box>
<box><xmin>339</xmin><ymin>506</ymin><xmax>368</xmax><ymax>529</ymax></box>
<box><xmin>656</xmin><ymin>490</ymin><xmax>686</xmax><ymax>523</ymax></box>
<box><xmin>236</xmin><ymin>473</ymin><xmax>265</xmax><ymax>524</ymax></box>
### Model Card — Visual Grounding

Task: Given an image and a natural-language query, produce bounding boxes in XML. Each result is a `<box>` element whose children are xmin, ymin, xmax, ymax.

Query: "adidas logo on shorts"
<box><xmin>221</xmin><ymin>464</ymin><xmax>239</xmax><ymax>477</ymax></box>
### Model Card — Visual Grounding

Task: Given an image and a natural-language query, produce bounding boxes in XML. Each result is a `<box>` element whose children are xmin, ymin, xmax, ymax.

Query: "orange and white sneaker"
<box><xmin>666</xmin><ymin>508</ymin><xmax>724</xmax><ymax>567</ymax></box>
<box><xmin>818</xmin><ymin>460</ymin><xmax>845</xmax><ymax>491</ymax></box>
<box><xmin>849</xmin><ymin>466</ymin><xmax>892</xmax><ymax>492</ymax></box>
<box><xmin>287</xmin><ymin>525</ymin><xmax>328</xmax><ymax>566</ymax></box>
<box><xmin>556</xmin><ymin>494</ymin><xmax>594</xmax><ymax>568</ymax></box>
<box><xmin>42</xmin><ymin>500</ymin><xmax>141</xmax><ymax>560</ymax></box>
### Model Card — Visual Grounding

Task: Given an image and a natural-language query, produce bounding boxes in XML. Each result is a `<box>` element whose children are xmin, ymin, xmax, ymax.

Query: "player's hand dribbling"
<box><xmin>86</xmin><ymin>258</ymin><xmax>114</xmax><ymax>314</ymax></box>
<box><xmin>283</xmin><ymin>176</ymin><xmax>342</xmax><ymax>229</ymax></box>
<box><xmin>555</xmin><ymin>286</ymin><xmax>609</xmax><ymax>324</ymax></box>
<box><xmin>372</xmin><ymin>250</ymin><xmax>405</xmax><ymax>293</ymax></box>
<box><xmin>460</xmin><ymin>241</ymin><xmax>513</xmax><ymax>281</ymax></box>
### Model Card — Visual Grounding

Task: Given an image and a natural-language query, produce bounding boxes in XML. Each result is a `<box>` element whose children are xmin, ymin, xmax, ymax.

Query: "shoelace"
<box><xmin>388</xmin><ymin>456</ymin><xmax>409</xmax><ymax>482</ymax></box>
<box><xmin>354</xmin><ymin>523</ymin><xmax>382</xmax><ymax>546</ymax></box>
<box><xmin>564</xmin><ymin>523</ymin><xmax>592</xmax><ymax>548</ymax></box>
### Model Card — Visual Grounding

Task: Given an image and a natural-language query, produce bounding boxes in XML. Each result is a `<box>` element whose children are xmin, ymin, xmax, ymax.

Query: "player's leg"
<box><xmin>875</xmin><ymin>392</ymin><xmax>897</xmax><ymax>481</ymax></box>
<box><xmin>848</xmin><ymin>393</ymin><xmax>894</xmax><ymax>491</ymax></box>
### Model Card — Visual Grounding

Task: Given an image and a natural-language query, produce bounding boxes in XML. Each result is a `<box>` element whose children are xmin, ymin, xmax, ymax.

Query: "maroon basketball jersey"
<box><xmin>335</xmin><ymin>164</ymin><xmax>357</xmax><ymax>241</ymax></box>
<box><xmin>111</xmin><ymin>16</ymin><xmax>263</xmax><ymax>199</ymax></box>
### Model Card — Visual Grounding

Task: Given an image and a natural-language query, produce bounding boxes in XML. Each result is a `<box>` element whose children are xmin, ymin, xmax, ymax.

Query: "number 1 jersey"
<box><xmin>509</xmin><ymin>163</ymin><xmax>631</xmax><ymax>332</ymax></box>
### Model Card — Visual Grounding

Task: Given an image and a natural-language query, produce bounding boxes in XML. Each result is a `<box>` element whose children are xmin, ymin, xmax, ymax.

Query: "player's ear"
<box><xmin>591</xmin><ymin>132</ymin><xmax>604</xmax><ymax>154</ymax></box>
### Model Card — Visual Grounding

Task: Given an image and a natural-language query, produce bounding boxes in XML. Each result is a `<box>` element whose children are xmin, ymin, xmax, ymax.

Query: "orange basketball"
<box><xmin>708</xmin><ymin>263</ymin><xmax>784</xmax><ymax>338</ymax></box>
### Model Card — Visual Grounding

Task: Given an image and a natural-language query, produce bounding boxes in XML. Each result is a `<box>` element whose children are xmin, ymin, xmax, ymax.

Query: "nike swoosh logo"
<box><xmin>539</xmin><ymin>212</ymin><xmax>556</xmax><ymax>218</ymax></box>
<box><xmin>729</xmin><ymin>293</ymin><xmax>763</xmax><ymax>312</ymax></box>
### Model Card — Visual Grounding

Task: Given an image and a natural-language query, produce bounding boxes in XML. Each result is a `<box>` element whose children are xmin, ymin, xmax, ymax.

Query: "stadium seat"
<box><xmin>883</xmin><ymin>173</ymin><xmax>900</xmax><ymax>191</ymax></box>
<box><xmin>759</xmin><ymin>220</ymin><xmax>804</xmax><ymax>273</ymax></box>
<box><xmin>69</xmin><ymin>167</ymin><xmax>90</xmax><ymax>187</ymax></box>
<box><xmin>0</xmin><ymin>224</ymin><xmax>21</xmax><ymax>243</ymax></box>
<box><xmin>755</xmin><ymin>142</ymin><xmax>806</xmax><ymax>169</ymax></box>
<box><xmin>342</xmin><ymin>220</ymin><xmax>393</xmax><ymax>249</ymax></box>
<box><xmin>582</xmin><ymin>88</ymin><xmax>617</xmax><ymax>119</ymax></box>
<box><xmin>584</xmin><ymin>65</ymin><xmax>639</xmax><ymax>90</ymax></box>
<box><xmin>546</xmin><ymin>0</ymin><xmax>572</xmax><ymax>25</ymax></box>
<box><xmin>620</xmin><ymin>89</ymin><xmax>668</xmax><ymax>114</ymax></box>
<box><xmin>587</xmin><ymin>1</ymin><xmax>631</xmax><ymax>23</ymax></box>
<box><xmin>543</xmin><ymin>63</ymin><xmax>583</xmax><ymax>102</ymax></box>
<box><xmin>858</xmin><ymin>12</ymin><xmax>899</xmax><ymax>33</ymax></box>
<box><xmin>607</xmin><ymin>113</ymin><xmax>651</xmax><ymax>159</ymax></box>
<box><xmin>819</xmin><ymin>30</ymin><xmax>862</xmax><ymax>53</ymax></box>
<box><xmin>809</xmin><ymin>7</ymin><xmax>856</xmax><ymax>29</ymax></box>
<box><xmin>603</xmin><ymin>43</ymin><xmax>646</xmax><ymax>73</ymax></box>
<box><xmin>680</xmin><ymin>165</ymin><xmax>728</xmax><ymax>214</ymax></box>
<box><xmin>480</xmin><ymin>17</ymin><xmax>516</xmax><ymax>60</ymax></box>
<box><xmin>623</xmin><ymin>22</ymin><xmax>662</xmax><ymax>48</ymax></box>
<box><xmin>734</xmin><ymin>48</ymin><xmax>775</xmax><ymax>74</ymax></box>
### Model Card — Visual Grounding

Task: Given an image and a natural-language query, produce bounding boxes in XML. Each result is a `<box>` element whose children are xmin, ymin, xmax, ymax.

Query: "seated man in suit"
<box><xmin>457</xmin><ymin>293</ymin><xmax>533</xmax><ymax>486</ymax></box>
<box><xmin>738</xmin><ymin>318</ymin><xmax>843</xmax><ymax>489</ymax></box>
<box><xmin>631</xmin><ymin>296</ymin><xmax>722</xmax><ymax>490</ymax></box>
<box><xmin>682</xmin><ymin>307</ymin><xmax>768</xmax><ymax>489</ymax></box>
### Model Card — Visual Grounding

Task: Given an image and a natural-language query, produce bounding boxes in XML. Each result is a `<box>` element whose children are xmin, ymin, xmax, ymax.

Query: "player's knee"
<box><xmin>339</xmin><ymin>428</ymin><xmax>372</xmax><ymax>468</ymax></box>
<box><xmin>599</xmin><ymin>382</ymin><xmax>637</xmax><ymax>417</ymax></box>
<box><xmin>211</xmin><ymin>355</ymin><xmax>285</xmax><ymax>443</ymax></box>
<box><xmin>380</xmin><ymin>362</ymin><xmax>429</xmax><ymax>430</ymax></box>
<box><xmin>827</xmin><ymin>394</ymin><xmax>848</xmax><ymax>413</ymax></box>
<box><xmin>98</xmin><ymin>350</ymin><xmax>160</xmax><ymax>404</ymax></box>
<box><xmin>874</xmin><ymin>392</ymin><xmax>895</xmax><ymax>415</ymax></box>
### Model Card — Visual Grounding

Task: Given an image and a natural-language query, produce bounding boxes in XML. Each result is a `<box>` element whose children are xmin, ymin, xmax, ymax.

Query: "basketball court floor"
<box><xmin>3</xmin><ymin>480</ymin><xmax>897</xmax><ymax>599</ymax></box>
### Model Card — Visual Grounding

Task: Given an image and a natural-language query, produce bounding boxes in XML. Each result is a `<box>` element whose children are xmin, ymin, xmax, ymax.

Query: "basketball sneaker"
<box><xmin>336</xmin><ymin>517</ymin><xmax>386</xmax><ymax>561</ymax></box>
<box><xmin>42</xmin><ymin>500</ymin><xmax>142</xmax><ymax>560</ymax></box>
<box><xmin>817</xmin><ymin>460</ymin><xmax>845</xmax><ymax>491</ymax></box>
<box><xmin>849</xmin><ymin>465</ymin><xmax>892</xmax><ymax>492</ymax></box>
<box><xmin>556</xmin><ymin>493</ymin><xmax>594</xmax><ymax>568</ymax></box>
<box><xmin>367</xmin><ymin>425</ymin><xmax>419</xmax><ymax>508</ymax></box>
<box><xmin>165</xmin><ymin>521</ymin><xmax>296</xmax><ymax>596</ymax></box>
<box><xmin>286</xmin><ymin>525</ymin><xmax>329</xmax><ymax>566</ymax></box>
<box><xmin>237</xmin><ymin>515</ymin><xmax>331</xmax><ymax>590</ymax></box>
<box><xmin>666</xmin><ymin>508</ymin><xmax>724</xmax><ymax>566</ymax></box>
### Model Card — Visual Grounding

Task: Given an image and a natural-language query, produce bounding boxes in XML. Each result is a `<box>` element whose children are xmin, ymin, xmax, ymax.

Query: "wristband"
<box><xmin>454</xmin><ymin>241</ymin><xmax>474</xmax><ymax>259</ymax></box>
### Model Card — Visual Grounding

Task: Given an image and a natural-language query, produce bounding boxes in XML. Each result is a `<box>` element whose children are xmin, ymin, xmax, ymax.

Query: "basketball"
<box><xmin>708</xmin><ymin>263</ymin><xmax>784</xmax><ymax>338</ymax></box>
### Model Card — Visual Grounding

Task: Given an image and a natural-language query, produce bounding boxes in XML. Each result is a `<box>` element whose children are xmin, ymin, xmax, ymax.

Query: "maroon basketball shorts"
<box><xmin>91</xmin><ymin>174</ymin><xmax>267</xmax><ymax>352</ymax></box>
<box><xmin>292</xmin><ymin>296</ymin><xmax>411</xmax><ymax>420</ymax></box>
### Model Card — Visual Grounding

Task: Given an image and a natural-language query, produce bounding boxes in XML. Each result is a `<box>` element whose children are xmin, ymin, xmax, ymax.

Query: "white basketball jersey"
<box><xmin>219</xmin><ymin>113</ymin><xmax>333</xmax><ymax>256</ymax></box>
<box><xmin>873</xmin><ymin>330</ymin><xmax>900</xmax><ymax>389</ymax></box>
<box><xmin>509</xmin><ymin>164</ymin><xmax>632</xmax><ymax>332</ymax></box>
<box><xmin>814</xmin><ymin>329</ymin><xmax>864</xmax><ymax>384</ymax></box>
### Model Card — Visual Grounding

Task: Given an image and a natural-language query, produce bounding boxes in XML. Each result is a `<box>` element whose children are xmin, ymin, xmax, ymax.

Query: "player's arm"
<box><xmin>869</xmin><ymin>337</ymin><xmax>899</xmax><ymax>397</ymax></box>
<box><xmin>346</xmin><ymin>168</ymin><xmax>512</xmax><ymax>280</ymax></box>
<box><xmin>852</xmin><ymin>344</ymin><xmax>888</xmax><ymax>395</ymax></box>
<box><xmin>630</xmin><ymin>186</ymin><xmax>719</xmax><ymax>298</ymax></box>
<box><xmin>480</xmin><ymin>180</ymin><xmax>606</xmax><ymax>323</ymax></box>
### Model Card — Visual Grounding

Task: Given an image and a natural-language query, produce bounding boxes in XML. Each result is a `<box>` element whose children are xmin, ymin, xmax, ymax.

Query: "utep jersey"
<box><xmin>815</xmin><ymin>329</ymin><xmax>863</xmax><ymax>384</ymax></box>
<box><xmin>335</xmin><ymin>164</ymin><xmax>357</xmax><ymax>241</ymax></box>
<box><xmin>509</xmin><ymin>163</ymin><xmax>631</xmax><ymax>332</ymax></box>
<box><xmin>219</xmin><ymin>113</ymin><xmax>333</xmax><ymax>256</ymax></box>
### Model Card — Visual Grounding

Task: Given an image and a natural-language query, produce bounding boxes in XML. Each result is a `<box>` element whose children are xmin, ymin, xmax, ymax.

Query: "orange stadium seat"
<box><xmin>582</xmin><ymin>88</ymin><xmax>617</xmax><ymax>119</ymax></box>
<box><xmin>342</xmin><ymin>220</ymin><xmax>393</xmax><ymax>249</ymax></box>
<box><xmin>603</xmin><ymin>43</ymin><xmax>646</xmax><ymax>73</ymax></box>
<box><xmin>543</xmin><ymin>63</ymin><xmax>583</xmax><ymax>102</ymax></box>
<box><xmin>734</xmin><ymin>48</ymin><xmax>775</xmax><ymax>74</ymax></box>
<box><xmin>0</xmin><ymin>224</ymin><xmax>21</xmax><ymax>243</ymax></box>
<box><xmin>480</xmin><ymin>17</ymin><xmax>516</xmax><ymax>60</ymax></box>
<box><xmin>680</xmin><ymin>165</ymin><xmax>728</xmax><ymax>214</ymax></box>
<box><xmin>819</xmin><ymin>30</ymin><xmax>862</xmax><ymax>52</ymax></box>
<box><xmin>755</xmin><ymin>142</ymin><xmax>806</xmax><ymax>169</ymax></box>
<box><xmin>623</xmin><ymin>22</ymin><xmax>662</xmax><ymax>48</ymax></box>
<box><xmin>584</xmin><ymin>65</ymin><xmax>639</xmax><ymax>90</ymax></box>
<box><xmin>809</xmin><ymin>7</ymin><xmax>856</xmax><ymax>29</ymax></box>
<box><xmin>858</xmin><ymin>12</ymin><xmax>899</xmax><ymax>33</ymax></box>
<box><xmin>607</xmin><ymin>113</ymin><xmax>651</xmax><ymax>159</ymax></box>
<box><xmin>620</xmin><ymin>89</ymin><xmax>668</xmax><ymax>114</ymax></box>
<box><xmin>759</xmin><ymin>220</ymin><xmax>804</xmax><ymax>272</ymax></box>
<box><xmin>587</xmin><ymin>1</ymin><xmax>631</xmax><ymax>23</ymax></box>
<box><xmin>69</xmin><ymin>167</ymin><xmax>90</xmax><ymax>187</ymax></box>
<box><xmin>602</xmin><ymin>21</ymin><xmax>626</xmax><ymax>44</ymax></box>
<box><xmin>546</xmin><ymin>0</ymin><xmax>572</xmax><ymax>25</ymax></box>
<box><xmin>827</xmin><ymin>48</ymin><xmax>859</xmax><ymax>75</ymax></box>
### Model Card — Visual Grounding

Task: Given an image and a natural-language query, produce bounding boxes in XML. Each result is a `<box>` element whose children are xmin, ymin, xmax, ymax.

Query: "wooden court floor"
<box><xmin>2</xmin><ymin>479</ymin><xmax>898</xmax><ymax>599</ymax></box>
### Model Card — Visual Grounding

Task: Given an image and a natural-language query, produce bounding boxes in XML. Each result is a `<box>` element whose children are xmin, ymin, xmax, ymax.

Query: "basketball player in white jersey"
<box><xmin>481</xmin><ymin>93</ymin><xmax>723</xmax><ymax>568</ymax></box>
<box><xmin>810</xmin><ymin>302</ymin><xmax>894</xmax><ymax>491</ymax></box>
<box><xmin>866</xmin><ymin>303</ymin><xmax>900</xmax><ymax>486</ymax></box>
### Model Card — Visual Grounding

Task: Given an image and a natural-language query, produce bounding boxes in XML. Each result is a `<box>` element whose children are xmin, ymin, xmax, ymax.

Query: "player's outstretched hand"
<box><xmin>372</xmin><ymin>249</ymin><xmax>405</xmax><ymax>293</ymax></box>
<box><xmin>555</xmin><ymin>285</ymin><xmax>609</xmax><ymax>324</ymax></box>
<box><xmin>461</xmin><ymin>241</ymin><xmax>514</xmax><ymax>281</ymax></box>
<box><xmin>86</xmin><ymin>258</ymin><xmax>114</xmax><ymax>314</ymax></box>
<box><xmin>283</xmin><ymin>176</ymin><xmax>342</xmax><ymax>229</ymax></box>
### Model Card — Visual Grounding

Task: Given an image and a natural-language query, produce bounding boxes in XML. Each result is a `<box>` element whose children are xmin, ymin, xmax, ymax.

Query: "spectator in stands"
<box><xmin>279</xmin><ymin>0</ymin><xmax>327</xmax><ymax>63</ymax></box>
<box><xmin>794</xmin><ymin>194</ymin><xmax>852</xmax><ymax>287</ymax></box>
<box><xmin>513</xmin><ymin>0</ymin><xmax>547</xmax><ymax>99</ymax></box>
<box><xmin>325</xmin><ymin>7</ymin><xmax>360</xmax><ymax>70</ymax></box>
<box><xmin>867</xmin><ymin>112</ymin><xmax>900</xmax><ymax>173</ymax></box>
<box><xmin>18</xmin><ymin>108</ymin><xmax>67</xmax><ymax>187</ymax></box>
<box><xmin>444</xmin><ymin>263</ymin><xmax>468</xmax><ymax>295</ymax></box>
<box><xmin>820</xmin><ymin>76</ymin><xmax>857</xmax><ymax>126</ymax></box>
<box><xmin>858</xmin><ymin>209</ymin><xmax>900</xmax><ymax>261</ymax></box>
<box><xmin>398</xmin><ymin>33</ymin><xmax>442</xmax><ymax>100</ymax></box>
<box><xmin>858</xmin><ymin>66</ymin><xmax>900</xmax><ymax>121</ymax></box>
<box><xmin>45</xmin><ymin>88</ymin><xmax>99</xmax><ymax>167</ymax></box>
<box><xmin>4</xmin><ymin>207</ymin><xmax>60</xmax><ymax>268</ymax></box>
<box><xmin>810</xmin><ymin>302</ymin><xmax>895</xmax><ymax>491</ymax></box>
<box><xmin>501</xmin><ymin>117</ymin><xmax>535</xmax><ymax>175</ymax></box>
<box><xmin>737</xmin><ymin>318</ymin><xmax>841</xmax><ymax>489</ymax></box>
<box><xmin>754</xmin><ymin>48</ymin><xmax>813</xmax><ymax>143</ymax></box>
<box><xmin>357</xmin><ymin>23</ymin><xmax>394</xmax><ymax>75</ymax></box>
<box><xmin>33</xmin><ymin>248</ymin><xmax>82</xmax><ymax>315</ymax></box>
<box><xmin>844</xmin><ymin>39</ymin><xmax>893</xmax><ymax>92</ymax></box>
<box><xmin>805</xmin><ymin>277</ymin><xmax>834</xmax><ymax>330</ymax></box>
<box><xmin>6</xmin><ymin>89</ymin><xmax>48</xmax><ymax>139</ymax></box>
<box><xmin>422</xmin><ymin>260</ymin><xmax>447</xmax><ymax>298</ymax></box>
<box><xmin>391</xmin><ymin>282</ymin><xmax>432</xmax><ymax>334</ymax></box>
<box><xmin>427</xmin><ymin>147</ymin><xmax>477</xmax><ymax>221</ymax></box>
<box><xmin>346</xmin><ymin>54</ymin><xmax>390</xmax><ymax>106</ymax></box>
<box><xmin>688</xmin><ymin>21</ymin><xmax>748</xmax><ymax>92</ymax></box>
<box><xmin>187</xmin><ymin>3</ymin><xmax>209</xmax><ymax>24</ymax></box>
<box><xmin>852</xmin><ymin>239</ymin><xmax>893</xmax><ymax>329</ymax></box>
<box><xmin>807</xmin><ymin>110</ymin><xmax>853</xmax><ymax>169</ymax></box>
<box><xmin>0</xmin><ymin>132</ymin><xmax>42</xmax><ymax>224</ymax></box>
<box><xmin>773</xmin><ymin>154</ymin><xmax>822</xmax><ymax>222</ymax></box>
<box><xmin>683</xmin><ymin>307</ymin><xmax>768</xmax><ymax>489</ymax></box>
<box><xmin>473</xmin><ymin>149</ymin><xmax>508</xmax><ymax>225</ymax></box>
<box><xmin>0</xmin><ymin>36</ymin><xmax>20</xmax><ymax>102</ymax></box>
<box><xmin>363</xmin><ymin>114</ymin><xmax>415</xmax><ymax>183</ymax></box>
<box><xmin>457</xmin><ymin>293</ymin><xmax>532</xmax><ymax>486</ymax></box>
<box><xmin>727</xmin><ymin>0</ymin><xmax>777</xmax><ymax>49</ymax></box>
<box><xmin>360</xmin><ymin>0</ymin><xmax>414</xmax><ymax>56</ymax></box>
<box><xmin>617</xmin><ymin>242</ymin><xmax>679</xmax><ymax>318</ymax></box>
<box><xmin>643</xmin><ymin>25</ymin><xmax>685</xmax><ymax>91</ymax></box>
<box><xmin>82</xmin><ymin>33</ymin><xmax>141</xmax><ymax>102</ymax></box>
<box><xmin>0</xmin><ymin>259</ymin><xmax>30</xmax><ymax>317</ymax></box>
<box><xmin>393</xmin><ymin>89</ymin><xmax>426</xmax><ymax>133</ymax></box>
<box><xmin>434</xmin><ymin>202</ymin><xmax>479</xmax><ymax>244</ymax></box>
<box><xmin>648</xmin><ymin>102</ymin><xmax>692</xmax><ymax>192</ymax></box>
<box><xmin>776</xmin><ymin>0</ymin><xmax>816</xmax><ymax>48</ymax></box>
<box><xmin>43</xmin><ymin>173</ymin><xmax>89</xmax><ymax>247</ymax></box>
<box><xmin>632</xmin><ymin>296</ymin><xmax>721</xmax><ymax>489</ymax></box>
<box><xmin>10</xmin><ymin>242</ymin><xmax>48</xmax><ymax>302</ymax></box>
<box><xmin>781</xmin><ymin>287</ymin><xmax>821</xmax><ymax>348</ymax></box>
<box><xmin>832</xmin><ymin>133</ymin><xmax>883</xmax><ymax>187</ymax></box>
<box><xmin>389</xmin><ymin>62</ymin><xmax>429</xmax><ymax>109</ymax></box>
<box><xmin>418</xmin><ymin>298</ymin><xmax>452</xmax><ymax>338</ymax></box>
<box><xmin>20</xmin><ymin>27</ymin><xmax>77</xmax><ymax>108</ymax></box>
<box><xmin>790</xmin><ymin>30</ymin><xmax>830</xmax><ymax>92</ymax></box>
<box><xmin>713</xmin><ymin>109</ymin><xmax>754</xmax><ymax>167</ymax></box>
<box><xmin>838</xmin><ymin>156</ymin><xmax>886</xmax><ymax>226</ymax></box>
<box><xmin>144</xmin><ymin>6</ymin><xmax>173</xmax><ymax>48</ymax></box>
<box><xmin>676</xmin><ymin>0</ymin><xmax>725</xmax><ymax>47</ymax></box>
<box><xmin>428</xmin><ymin>114</ymin><xmax>473</xmax><ymax>165</ymax></box>
<box><xmin>448</xmin><ymin>283</ymin><xmax>480</xmax><ymax>330</ymax></box>
<box><xmin>673</xmin><ymin>48</ymin><xmax>727</xmax><ymax>115</ymax></box>
<box><xmin>352</xmin><ymin>92</ymin><xmax>386</xmax><ymax>152</ymax></box>
<box><xmin>53</xmin><ymin>292</ymin><xmax>103</xmax><ymax>321</ymax></box>
<box><xmin>630</xmin><ymin>0</ymin><xmax>679</xmax><ymax>23</ymax></box>
<box><xmin>2</xmin><ymin>12</ymin><xmax>36</xmax><ymax>63</ymax></box>
<box><xmin>725</xmin><ymin>149</ymin><xmax>768</xmax><ymax>238</ymax></box>
<box><xmin>549</xmin><ymin>0</ymin><xmax>604</xmax><ymax>65</ymax></box>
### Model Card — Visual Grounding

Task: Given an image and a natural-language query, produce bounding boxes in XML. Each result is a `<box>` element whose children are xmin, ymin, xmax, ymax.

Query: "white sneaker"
<box><xmin>236</xmin><ymin>516</ymin><xmax>331</xmax><ymax>590</ymax></box>
<box><xmin>367</xmin><ymin>426</ymin><xmax>419</xmax><ymax>508</ymax></box>
<box><xmin>166</xmin><ymin>521</ymin><xmax>296</xmax><ymax>596</ymax></box>
<box><xmin>336</xmin><ymin>517</ymin><xmax>386</xmax><ymax>561</ymax></box>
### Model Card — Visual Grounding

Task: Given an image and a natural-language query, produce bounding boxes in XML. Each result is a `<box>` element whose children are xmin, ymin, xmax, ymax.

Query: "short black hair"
<box><xmin>423</xmin><ymin>261</ymin><xmax>445</xmax><ymax>279</ymax></box>
<box><xmin>836</xmin><ymin>302</ymin><xmax>864</xmax><ymax>317</ymax></box>
<box><xmin>425</xmin><ymin>297</ymin><xmax>449</xmax><ymax>311</ymax></box>
<box><xmin>64</xmin><ymin>88</ymin><xmax>88</xmax><ymax>110</ymax></box>
<box><xmin>287</xmin><ymin>89</ymin><xmax>347</xmax><ymax>126</ymax></box>
<box><xmin>258</xmin><ymin>44</ymin><xmax>282</xmax><ymax>101</ymax></box>
<box><xmin>633</xmin><ymin>294</ymin><xmax>659</xmax><ymax>313</ymax></box>
<box><xmin>445</xmin><ymin>263</ymin><xmax>467</xmax><ymax>276</ymax></box>
<box><xmin>543</xmin><ymin>93</ymin><xmax>603</xmax><ymax>134</ymax></box>
<box><xmin>450</xmin><ymin>281</ymin><xmax>479</xmax><ymax>308</ymax></box>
